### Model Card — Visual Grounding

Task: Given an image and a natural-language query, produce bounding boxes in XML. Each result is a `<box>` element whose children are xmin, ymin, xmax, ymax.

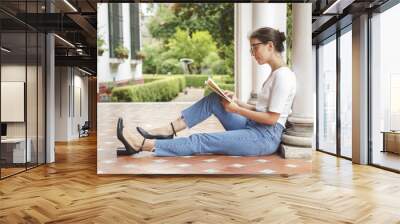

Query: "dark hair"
<box><xmin>249</xmin><ymin>27</ymin><xmax>286</xmax><ymax>53</ymax></box>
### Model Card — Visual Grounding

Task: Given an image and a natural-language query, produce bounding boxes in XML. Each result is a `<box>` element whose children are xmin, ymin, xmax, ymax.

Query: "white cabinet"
<box><xmin>1</xmin><ymin>138</ymin><xmax>31</xmax><ymax>163</ymax></box>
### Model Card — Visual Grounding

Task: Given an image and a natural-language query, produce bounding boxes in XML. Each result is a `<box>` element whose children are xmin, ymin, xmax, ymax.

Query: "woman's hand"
<box><xmin>223</xmin><ymin>90</ymin><xmax>238</xmax><ymax>103</ymax></box>
<box><xmin>220</xmin><ymin>98</ymin><xmax>241</xmax><ymax>113</ymax></box>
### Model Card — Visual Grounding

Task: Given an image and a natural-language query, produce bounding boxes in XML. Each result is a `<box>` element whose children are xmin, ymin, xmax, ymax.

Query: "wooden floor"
<box><xmin>1</xmin><ymin>135</ymin><xmax>400</xmax><ymax>223</ymax></box>
<box><xmin>372</xmin><ymin>150</ymin><xmax>400</xmax><ymax>171</ymax></box>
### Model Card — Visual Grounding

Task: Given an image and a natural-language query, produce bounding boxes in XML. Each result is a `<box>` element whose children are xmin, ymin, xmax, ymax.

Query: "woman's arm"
<box><xmin>223</xmin><ymin>90</ymin><xmax>256</xmax><ymax>111</ymax></box>
<box><xmin>235</xmin><ymin>106</ymin><xmax>280</xmax><ymax>125</ymax></box>
<box><xmin>235</xmin><ymin>99</ymin><xmax>256</xmax><ymax>111</ymax></box>
<box><xmin>221</xmin><ymin>99</ymin><xmax>280</xmax><ymax>125</ymax></box>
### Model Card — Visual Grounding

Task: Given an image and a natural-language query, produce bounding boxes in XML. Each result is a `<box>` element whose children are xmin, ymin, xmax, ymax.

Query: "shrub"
<box><xmin>143</xmin><ymin>75</ymin><xmax>167</xmax><ymax>83</ymax></box>
<box><xmin>112</xmin><ymin>76</ymin><xmax>185</xmax><ymax>102</ymax></box>
<box><xmin>142</xmin><ymin>43</ymin><xmax>164</xmax><ymax>74</ymax></box>
<box><xmin>184</xmin><ymin>75</ymin><xmax>209</xmax><ymax>88</ymax></box>
<box><xmin>221</xmin><ymin>75</ymin><xmax>234</xmax><ymax>84</ymax></box>
<box><xmin>166</xmin><ymin>29</ymin><xmax>219</xmax><ymax>73</ymax></box>
<box><xmin>211</xmin><ymin>59</ymin><xmax>229</xmax><ymax>75</ymax></box>
<box><xmin>159</xmin><ymin>58</ymin><xmax>184</xmax><ymax>74</ymax></box>
<box><xmin>220</xmin><ymin>43</ymin><xmax>234</xmax><ymax>77</ymax></box>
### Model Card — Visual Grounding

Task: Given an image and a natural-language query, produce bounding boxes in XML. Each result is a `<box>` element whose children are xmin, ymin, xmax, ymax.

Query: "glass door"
<box><xmin>370</xmin><ymin>3</ymin><xmax>400</xmax><ymax>171</ymax></box>
<box><xmin>317</xmin><ymin>36</ymin><xmax>337</xmax><ymax>155</ymax></box>
<box><xmin>339</xmin><ymin>28</ymin><xmax>352</xmax><ymax>159</ymax></box>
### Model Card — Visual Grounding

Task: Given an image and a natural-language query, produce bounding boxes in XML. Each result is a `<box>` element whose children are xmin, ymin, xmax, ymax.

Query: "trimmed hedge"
<box><xmin>143</xmin><ymin>75</ymin><xmax>168</xmax><ymax>83</ymax></box>
<box><xmin>112</xmin><ymin>74</ymin><xmax>231</xmax><ymax>102</ymax></box>
<box><xmin>112</xmin><ymin>76</ymin><xmax>185</xmax><ymax>102</ymax></box>
<box><xmin>184</xmin><ymin>75</ymin><xmax>209</xmax><ymax>88</ymax></box>
<box><xmin>143</xmin><ymin>74</ymin><xmax>230</xmax><ymax>88</ymax></box>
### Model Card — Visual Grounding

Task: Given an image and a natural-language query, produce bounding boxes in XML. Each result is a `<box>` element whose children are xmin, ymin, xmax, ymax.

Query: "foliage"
<box><xmin>97</xmin><ymin>35</ymin><xmax>106</xmax><ymax>56</ymax></box>
<box><xmin>201</xmin><ymin>52</ymin><xmax>226</xmax><ymax>75</ymax></box>
<box><xmin>112</xmin><ymin>76</ymin><xmax>185</xmax><ymax>102</ymax></box>
<box><xmin>159</xmin><ymin>58</ymin><xmax>184</xmax><ymax>74</ymax></box>
<box><xmin>143</xmin><ymin>76</ymin><xmax>166</xmax><ymax>83</ymax></box>
<box><xmin>143</xmin><ymin>29</ymin><xmax>223</xmax><ymax>75</ymax></box>
<box><xmin>147</xmin><ymin>4</ymin><xmax>180</xmax><ymax>43</ymax></box>
<box><xmin>112</xmin><ymin>74</ymin><xmax>232</xmax><ymax>102</ymax></box>
<box><xmin>184</xmin><ymin>75</ymin><xmax>209</xmax><ymax>87</ymax></box>
<box><xmin>142</xmin><ymin>42</ymin><xmax>164</xmax><ymax>74</ymax></box>
<box><xmin>148</xmin><ymin>3</ymin><xmax>234</xmax><ymax>49</ymax></box>
<box><xmin>166</xmin><ymin>29</ymin><xmax>218</xmax><ymax>73</ymax></box>
<box><xmin>145</xmin><ymin>3</ymin><xmax>234</xmax><ymax>76</ymax></box>
<box><xmin>220</xmin><ymin>42</ymin><xmax>234</xmax><ymax>77</ymax></box>
<box><xmin>114</xmin><ymin>44</ymin><xmax>129</xmax><ymax>59</ymax></box>
<box><xmin>135</xmin><ymin>51</ymin><xmax>146</xmax><ymax>60</ymax></box>
<box><xmin>143</xmin><ymin>74</ymin><xmax>230</xmax><ymax>88</ymax></box>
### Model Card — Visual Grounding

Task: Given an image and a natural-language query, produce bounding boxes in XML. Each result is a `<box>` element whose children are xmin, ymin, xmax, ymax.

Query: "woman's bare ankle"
<box><xmin>149</xmin><ymin>127</ymin><xmax>172</xmax><ymax>136</ymax></box>
<box><xmin>148</xmin><ymin>117</ymin><xmax>187</xmax><ymax>136</ymax></box>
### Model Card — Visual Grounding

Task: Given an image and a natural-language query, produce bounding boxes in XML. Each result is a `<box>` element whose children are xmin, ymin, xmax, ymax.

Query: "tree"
<box><xmin>145</xmin><ymin>3</ymin><xmax>234</xmax><ymax>75</ymax></box>
<box><xmin>147</xmin><ymin>4</ymin><xmax>233</xmax><ymax>56</ymax></box>
<box><xmin>169</xmin><ymin>3</ymin><xmax>234</xmax><ymax>49</ymax></box>
<box><xmin>166</xmin><ymin>29</ymin><xmax>219</xmax><ymax>73</ymax></box>
<box><xmin>147</xmin><ymin>4</ymin><xmax>179</xmax><ymax>43</ymax></box>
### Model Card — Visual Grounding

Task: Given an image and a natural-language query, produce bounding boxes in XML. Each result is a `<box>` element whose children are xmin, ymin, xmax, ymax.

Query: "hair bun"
<box><xmin>279</xmin><ymin>31</ymin><xmax>286</xmax><ymax>42</ymax></box>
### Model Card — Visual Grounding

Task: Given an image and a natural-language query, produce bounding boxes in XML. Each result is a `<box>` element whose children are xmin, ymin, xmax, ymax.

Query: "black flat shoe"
<box><xmin>116</xmin><ymin>118</ymin><xmax>145</xmax><ymax>156</ymax></box>
<box><xmin>136</xmin><ymin>122</ymin><xmax>177</xmax><ymax>140</ymax></box>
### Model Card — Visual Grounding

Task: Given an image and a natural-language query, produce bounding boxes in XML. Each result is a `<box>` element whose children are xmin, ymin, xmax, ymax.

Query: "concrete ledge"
<box><xmin>281</xmin><ymin>134</ymin><xmax>313</xmax><ymax>147</ymax></box>
<box><xmin>279</xmin><ymin>144</ymin><xmax>312</xmax><ymax>159</ymax></box>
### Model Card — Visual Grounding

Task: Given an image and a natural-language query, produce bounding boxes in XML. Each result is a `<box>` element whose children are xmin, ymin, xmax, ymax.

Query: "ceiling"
<box><xmin>0</xmin><ymin>0</ymin><xmax>98</xmax><ymax>74</ymax></box>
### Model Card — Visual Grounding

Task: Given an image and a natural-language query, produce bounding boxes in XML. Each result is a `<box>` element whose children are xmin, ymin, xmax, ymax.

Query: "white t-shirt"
<box><xmin>255</xmin><ymin>67</ymin><xmax>296</xmax><ymax>127</ymax></box>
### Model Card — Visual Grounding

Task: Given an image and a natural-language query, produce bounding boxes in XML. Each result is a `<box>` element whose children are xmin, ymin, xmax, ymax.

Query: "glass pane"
<box><xmin>318</xmin><ymin>37</ymin><xmax>337</xmax><ymax>154</ymax></box>
<box><xmin>371</xmin><ymin>3</ymin><xmax>400</xmax><ymax>171</ymax></box>
<box><xmin>38</xmin><ymin>32</ymin><xmax>45</xmax><ymax>165</ymax></box>
<box><xmin>1</xmin><ymin>30</ymin><xmax>27</xmax><ymax>177</ymax></box>
<box><xmin>108</xmin><ymin>3</ymin><xmax>123</xmax><ymax>58</ymax></box>
<box><xmin>27</xmin><ymin>31</ymin><xmax>38</xmax><ymax>169</ymax></box>
<box><xmin>340</xmin><ymin>29</ymin><xmax>352</xmax><ymax>158</ymax></box>
<box><xmin>130</xmin><ymin>3</ymin><xmax>140</xmax><ymax>59</ymax></box>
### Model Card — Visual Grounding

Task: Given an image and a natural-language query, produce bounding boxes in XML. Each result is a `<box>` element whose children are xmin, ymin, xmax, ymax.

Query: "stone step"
<box><xmin>279</xmin><ymin>144</ymin><xmax>313</xmax><ymax>159</ymax></box>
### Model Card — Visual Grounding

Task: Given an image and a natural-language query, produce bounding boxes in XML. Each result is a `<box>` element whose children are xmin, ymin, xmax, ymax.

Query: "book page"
<box><xmin>205</xmin><ymin>78</ymin><xmax>232</xmax><ymax>103</ymax></box>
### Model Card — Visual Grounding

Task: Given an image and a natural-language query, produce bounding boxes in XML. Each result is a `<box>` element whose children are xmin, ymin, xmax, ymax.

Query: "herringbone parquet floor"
<box><xmin>1</xmin><ymin>135</ymin><xmax>400</xmax><ymax>224</ymax></box>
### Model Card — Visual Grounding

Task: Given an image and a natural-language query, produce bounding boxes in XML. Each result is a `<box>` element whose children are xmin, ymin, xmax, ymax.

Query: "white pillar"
<box><xmin>249</xmin><ymin>3</ymin><xmax>287</xmax><ymax>104</ymax></box>
<box><xmin>46</xmin><ymin>31</ymin><xmax>55</xmax><ymax>163</ymax></box>
<box><xmin>234</xmin><ymin>3</ymin><xmax>253</xmax><ymax>102</ymax></box>
<box><xmin>352</xmin><ymin>14</ymin><xmax>369</xmax><ymax>164</ymax></box>
<box><xmin>291</xmin><ymin>4</ymin><xmax>313</xmax><ymax>121</ymax></box>
<box><xmin>280</xmin><ymin>3</ymin><xmax>314</xmax><ymax>159</ymax></box>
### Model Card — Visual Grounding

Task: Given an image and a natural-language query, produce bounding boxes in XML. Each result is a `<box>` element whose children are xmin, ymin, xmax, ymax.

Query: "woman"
<box><xmin>116</xmin><ymin>27</ymin><xmax>296</xmax><ymax>157</ymax></box>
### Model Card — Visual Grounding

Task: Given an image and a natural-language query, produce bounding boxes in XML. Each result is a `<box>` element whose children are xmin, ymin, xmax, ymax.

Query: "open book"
<box><xmin>205</xmin><ymin>78</ymin><xmax>233</xmax><ymax>103</ymax></box>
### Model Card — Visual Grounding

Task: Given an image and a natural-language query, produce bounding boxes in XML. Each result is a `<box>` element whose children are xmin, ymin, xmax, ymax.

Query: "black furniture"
<box><xmin>78</xmin><ymin>121</ymin><xmax>90</xmax><ymax>138</ymax></box>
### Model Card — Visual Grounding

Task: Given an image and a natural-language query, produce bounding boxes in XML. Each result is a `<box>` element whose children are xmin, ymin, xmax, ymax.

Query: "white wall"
<box><xmin>55</xmin><ymin>67</ymin><xmax>69</xmax><ymax>141</ymax></box>
<box><xmin>1</xmin><ymin>64</ymin><xmax>46</xmax><ymax>164</ymax></box>
<box><xmin>55</xmin><ymin>67</ymin><xmax>89</xmax><ymax>141</ymax></box>
<box><xmin>1</xmin><ymin>65</ymin><xmax>32</xmax><ymax>138</ymax></box>
<box><xmin>97</xmin><ymin>3</ymin><xmax>142</xmax><ymax>83</ymax></box>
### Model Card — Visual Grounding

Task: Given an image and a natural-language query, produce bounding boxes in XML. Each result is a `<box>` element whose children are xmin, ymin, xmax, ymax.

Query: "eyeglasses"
<box><xmin>250</xmin><ymin>43</ymin><xmax>264</xmax><ymax>55</ymax></box>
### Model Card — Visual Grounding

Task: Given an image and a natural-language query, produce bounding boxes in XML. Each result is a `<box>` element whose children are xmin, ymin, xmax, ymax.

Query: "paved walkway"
<box><xmin>97</xmin><ymin>102</ymin><xmax>312</xmax><ymax>175</ymax></box>
<box><xmin>171</xmin><ymin>87</ymin><xmax>205</xmax><ymax>102</ymax></box>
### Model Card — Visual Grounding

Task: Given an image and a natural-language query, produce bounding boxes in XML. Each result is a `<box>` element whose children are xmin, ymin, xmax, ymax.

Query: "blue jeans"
<box><xmin>154</xmin><ymin>92</ymin><xmax>284</xmax><ymax>156</ymax></box>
